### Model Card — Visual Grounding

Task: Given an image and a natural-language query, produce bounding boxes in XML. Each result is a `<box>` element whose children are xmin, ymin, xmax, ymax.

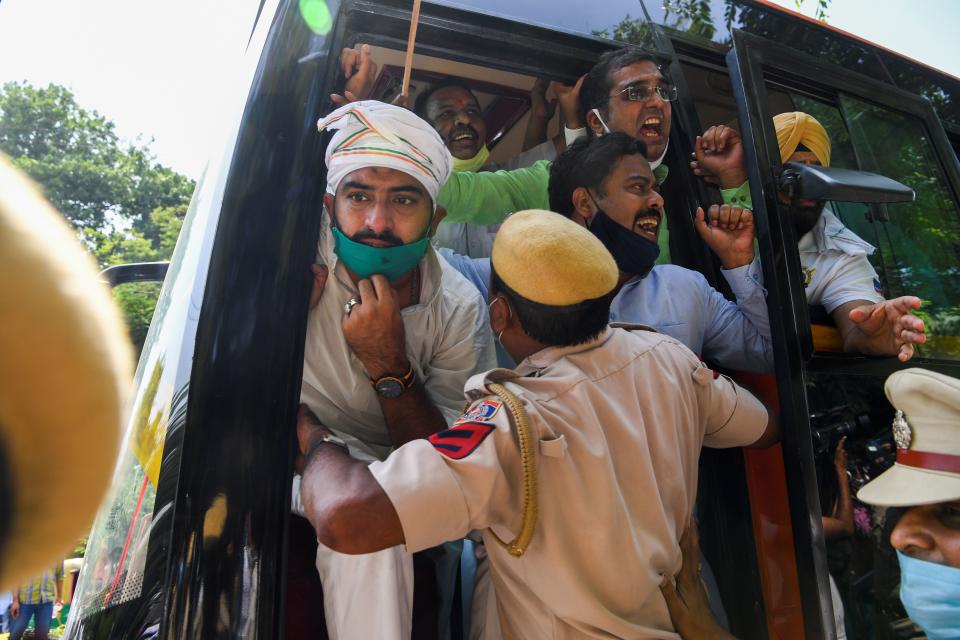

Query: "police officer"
<box><xmin>690</xmin><ymin>112</ymin><xmax>926</xmax><ymax>361</ymax></box>
<box><xmin>297</xmin><ymin>209</ymin><xmax>779</xmax><ymax>638</ymax></box>
<box><xmin>858</xmin><ymin>368</ymin><xmax>960</xmax><ymax>638</ymax></box>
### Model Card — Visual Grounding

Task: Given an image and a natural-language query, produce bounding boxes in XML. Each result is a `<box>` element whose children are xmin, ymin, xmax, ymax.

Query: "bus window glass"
<box><xmin>427</xmin><ymin>0</ymin><xmax>658</xmax><ymax>48</ymax></box>
<box><xmin>641</xmin><ymin>0</ymin><xmax>886</xmax><ymax>78</ymax></box>
<box><xmin>879</xmin><ymin>52</ymin><xmax>960</xmax><ymax>128</ymax></box>
<box><xmin>70</xmin><ymin>170</ymin><xmax>208</xmax><ymax>618</ymax></box>
<box><xmin>839</xmin><ymin>95</ymin><xmax>960</xmax><ymax>360</ymax></box>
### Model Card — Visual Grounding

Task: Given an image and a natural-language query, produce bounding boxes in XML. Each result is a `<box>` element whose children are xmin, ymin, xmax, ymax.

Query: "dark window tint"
<box><xmin>428</xmin><ymin>0</ymin><xmax>658</xmax><ymax>48</ymax></box>
<box><xmin>642</xmin><ymin>0</ymin><xmax>886</xmax><ymax>78</ymax></box>
<box><xmin>879</xmin><ymin>52</ymin><xmax>960</xmax><ymax>128</ymax></box>
<box><xmin>839</xmin><ymin>95</ymin><xmax>960</xmax><ymax>360</ymax></box>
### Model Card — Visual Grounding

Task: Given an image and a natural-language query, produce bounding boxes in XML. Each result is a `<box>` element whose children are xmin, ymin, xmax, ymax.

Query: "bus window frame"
<box><xmin>727</xmin><ymin>26</ymin><xmax>960</xmax><ymax>640</ymax></box>
<box><xmin>639</xmin><ymin>23</ymin><xmax>773</xmax><ymax>640</ymax></box>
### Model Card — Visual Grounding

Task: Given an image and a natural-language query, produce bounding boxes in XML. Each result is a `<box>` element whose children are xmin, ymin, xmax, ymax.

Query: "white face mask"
<box><xmin>591</xmin><ymin>108</ymin><xmax>669</xmax><ymax>171</ymax></box>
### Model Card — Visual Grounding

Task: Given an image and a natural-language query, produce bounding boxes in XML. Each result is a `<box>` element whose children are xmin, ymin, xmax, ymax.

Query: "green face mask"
<box><xmin>452</xmin><ymin>145</ymin><xmax>490</xmax><ymax>173</ymax></box>
<box><xmin>332</xmin><ymin>226</ymin><xmax>430</xmax><ymax>281</ymax></box>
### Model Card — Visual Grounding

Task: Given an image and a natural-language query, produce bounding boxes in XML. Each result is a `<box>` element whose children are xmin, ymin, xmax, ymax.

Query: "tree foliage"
<box><xmin>594</xmin><ymin>0</ymin><xmax>833</xmax><ymax>46</ymax></box>
<box><xmin>0</xmin><ymin>81</ymin><xmax>195</xmax><ymax>353</ymax></box>
<box><xmin>0</xmin><ymin>82</ymin><xmax>194</xmax><ymax>237</ymax></box>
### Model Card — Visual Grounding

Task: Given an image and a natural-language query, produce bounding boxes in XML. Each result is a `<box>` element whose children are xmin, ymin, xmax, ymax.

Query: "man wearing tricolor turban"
<box><xmin>691</xmin><ymin>111</ymin><xmax>926</xmax><ymax>362</ymax></box>
<box><xmin>295</xmin><ymin>100</ymin><xmax>495</xmax><ymax>639</ymax></box>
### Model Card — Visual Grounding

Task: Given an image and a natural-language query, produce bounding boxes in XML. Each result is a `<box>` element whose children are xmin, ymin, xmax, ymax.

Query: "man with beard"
<box><xmin>691</xmin><ymin>112</ymin><xmax>926</xmax><ymax>361</ymax></box>
<box><xmin>433</xmin><ymin>47</ymin><xmax>686</xmax><ymax>262</ymax></box>
<box><xmin>443</xmin><ymin>133</ymin><xmax>773</xmax><ymax>373</ymax></box>
<box><xmin>296</xmin><ymin>209</ymin><xmax>777</xmax><ymax>640</ymax></box>
<box><xmin>294</xmin><ymin>100</ymin><xmax>495</xmax><ymax>640</ymax></box>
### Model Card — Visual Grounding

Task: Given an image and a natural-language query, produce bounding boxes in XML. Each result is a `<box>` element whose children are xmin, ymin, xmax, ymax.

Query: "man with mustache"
<box><xmin>296</xmin><ymin>209</ymin><xmax>777</xmax><ymax>640</ymax></box>
<box><xmin>338</xmin><ymin>45</ymin><xmax>725</xmax><ymax>263</ymax></box>
<box><xmin>434</xmin><ymin>47</ymin><xmax>719</xmax><ymax>264</ymax></box>
<box><xmin>294</xmin><ymin>100</ymin><xmax>495</xmax><ymax>640</ymax></box>
<box><xmin>413</xmin><ymin>77</ymin><xmax>580</xmax><ymax>258</ymax></box>
<box><xmin>691</xmin><ymin>112</ymin><xmax>926</xmax><ymax>361</ymax></box>
<box><xmin>443</xmin><ymin>132</ymin><xmax>773</xmax><ymax>373</ymax></box>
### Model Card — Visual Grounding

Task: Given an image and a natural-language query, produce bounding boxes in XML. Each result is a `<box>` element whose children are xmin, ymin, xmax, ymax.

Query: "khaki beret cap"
<box><xmin>491</xmin><ymin>209</ymin><xmax>618</xmax><ymax>306</ymax></box>
<box><xmin>0</xmin><ymin>154</ymin><xmax>132</xmax><ymax>589</ymax></box>
<box><xmin>857</xmin><ymin>368</ymin><xmax>960</xmax><ymax>507</ymax></box>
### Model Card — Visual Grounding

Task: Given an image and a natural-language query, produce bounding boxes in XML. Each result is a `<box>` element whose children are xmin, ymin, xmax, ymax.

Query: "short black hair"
<box><xmin>490</xmin><ymin>266</ymin><xmax>614</xmax><ymax>348</ymax></box>
<box><xmin>414</xmin><ymin>78</ymin><xmax>478</xmax><ymax>119</ymax></box>
<box><xmin>579</xmin><ymin>47</ymin><xmax>660</xmax><ymax>132</ymax></box>
<box><xmin>548</xmin><ymin>133</ymin><xmax>648</xmax><ymax>216</ymax></box>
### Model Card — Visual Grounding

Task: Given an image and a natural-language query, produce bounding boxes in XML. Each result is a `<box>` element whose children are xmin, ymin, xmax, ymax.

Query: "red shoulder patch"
<box><xmin>428</xmin><ymin>422</ymin><xmax>496</xmax><ymax>460</ymax></box>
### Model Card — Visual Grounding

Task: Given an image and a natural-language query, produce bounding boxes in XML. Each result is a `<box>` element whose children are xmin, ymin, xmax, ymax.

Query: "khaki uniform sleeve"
<box><xmin>696</xmin><ymin>367</ymin><xmax>769</xmax><ymax>448</ymax></box>
<box><xmin>368</xmin><ymin>397</ymin><xmax>522</xmax><ymax>553</ymax></box>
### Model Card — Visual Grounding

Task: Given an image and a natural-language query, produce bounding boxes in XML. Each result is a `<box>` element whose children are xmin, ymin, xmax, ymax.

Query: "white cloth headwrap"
<box><xmin>317</xmin><ymin>100</ymin><xmax>452</xmax><ymax>206</ymax></box>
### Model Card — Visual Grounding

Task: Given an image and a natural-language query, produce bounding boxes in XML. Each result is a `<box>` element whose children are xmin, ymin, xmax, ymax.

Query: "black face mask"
<box><xmin>588</xmin><ymin>209</ymin><xmax>660</xmax><ymax>278</ymax></box>
<box><xmin>790</xmin><ymin>199</ymin><xmax>826</xmax><ymax>238</ymax></box>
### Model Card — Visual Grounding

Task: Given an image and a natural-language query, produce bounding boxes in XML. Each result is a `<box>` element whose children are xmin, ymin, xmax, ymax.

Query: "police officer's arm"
<box><xmin>749</xmin><ymin>406</ymin><xmax>780</xmax><ymax>449</ymax></box>
<box><xmin>298</xmin><ymin>405</ymin><xmax>405</xmax><ymax>554</ymax></box>
<box><xmin>660</xmin><ymin>525</ymin><xmax>739</xmax><ymax>640</ymax></box>
<box><xmin>698</xmin><ymin>364</ymin><xmax>779</xmax><ymax>449</ymax></box>
<box><xmin>437</xmin><ymin>161</ymin><xmax>551</xmax><ymax>225</ymax></box>
<box><xmin>299</xmin><ymin>398</ymin><xmax>519</xmax><ymax>554</ymax></box>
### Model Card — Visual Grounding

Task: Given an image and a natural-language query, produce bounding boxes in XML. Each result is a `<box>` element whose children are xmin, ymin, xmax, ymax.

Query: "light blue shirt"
<box><xmin>438</xmin><ymin>249</ymin><xmax>773</xmax><ymax>373</ymax></box>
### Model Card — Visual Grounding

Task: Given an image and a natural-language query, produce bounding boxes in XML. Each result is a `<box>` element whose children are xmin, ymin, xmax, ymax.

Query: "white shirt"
<box><xmin>300</xmin><ymin>211</ymin><xmax>497</xmax><ymax>461</ymax></box>
<box><xmin>372</xmin><ymin>326</ymin><xmax>769</xmax><ymax>638</ymax></box>
<box><xmin>799</xmin><ymin>207</ymin><xmax>885</xmax><ymax>314</ymax></box>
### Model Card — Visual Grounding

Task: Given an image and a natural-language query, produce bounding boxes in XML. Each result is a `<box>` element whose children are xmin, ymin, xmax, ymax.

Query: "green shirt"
<box><xmin>721</xmin><ymin>181</ymin><xmax>753</xmax><ymax>209</ymax></box>
<box><xmin>437</xmin><ymin>160</ymin><xmax>674</xmax><ymax>263</ymax></box>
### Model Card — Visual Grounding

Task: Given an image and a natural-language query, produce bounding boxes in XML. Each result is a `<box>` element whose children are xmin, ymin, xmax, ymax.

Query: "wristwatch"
<box><xmin>371</xmin><ymin>365</ymin><xmax>416</xmax><ymax>398</ymax></box>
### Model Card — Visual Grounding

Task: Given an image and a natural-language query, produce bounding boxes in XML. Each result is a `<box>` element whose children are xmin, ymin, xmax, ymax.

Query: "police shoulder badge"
<box><xmin>428</xmin><ymin>398</ymin><xmax>503</xmax><ymax>460</ymax></box>
<box><xmin>428</xmin><ymin>422</ymin><xmax>495</xmax><ymax>460</ymax></box>
<box><xmin>455</xmin><ymin>398</ymin><xmax>502</xmax><ymax>425</ymax></box>
<box><xmin>892</xmin><ymin>409</ymin><xmax>912</xmax><ymax>450</ymax></box>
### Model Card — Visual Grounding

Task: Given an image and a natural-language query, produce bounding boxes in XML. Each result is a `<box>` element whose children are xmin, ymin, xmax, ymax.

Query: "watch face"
<box><xmin>375</xmin><ymin>378</ymin><xmax>404</xmax><ymax>398</ymax></box>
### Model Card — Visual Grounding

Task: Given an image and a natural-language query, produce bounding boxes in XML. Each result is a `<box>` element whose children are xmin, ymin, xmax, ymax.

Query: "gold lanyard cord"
<box><xmin>487</xmin><ymin>382</ymin><xmax>539</xmax><ymax>557</ymax></box>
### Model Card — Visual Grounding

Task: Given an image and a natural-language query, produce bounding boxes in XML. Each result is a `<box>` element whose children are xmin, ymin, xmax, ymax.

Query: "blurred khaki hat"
<box><xmin>857</xmin><ymin>368</ymin><xmax>960</xmax><ymax>507</ymax></box>
<box><xmin>491</xmin><ymin>209</ymin><xmax>618</xmax><ymax>306</ymax></box>
<box><xmin>0</xmin><ymin>155</ymin><xmax>132</xmax><ymax>588</ymax></box>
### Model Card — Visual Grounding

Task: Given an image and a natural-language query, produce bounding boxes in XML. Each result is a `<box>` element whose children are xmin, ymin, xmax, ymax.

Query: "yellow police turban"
<box><xmin>0</xmin><ymin>155</ymin><xmax>132</xmax><ymax>589</ymax></box>
<box><xmin>773</xmin><ymin>111</ymin><xmax>831</xmax><ymax>167</ymax></box>
<box><xmin>491</xmin><ymin>209</ymin><xmax>618</xmax><ymax>306</ymax></box>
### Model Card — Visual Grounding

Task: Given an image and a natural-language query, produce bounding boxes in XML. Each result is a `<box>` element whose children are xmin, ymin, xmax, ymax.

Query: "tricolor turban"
<box><xmin>317</xmin><ymin>100</ymin><xmax>452</xmax><ymax>208</ymax></box>
<box><xmin>773</xmin><ymin>111</ymin><xmax>832</xmax><ymax>167</ymax></box>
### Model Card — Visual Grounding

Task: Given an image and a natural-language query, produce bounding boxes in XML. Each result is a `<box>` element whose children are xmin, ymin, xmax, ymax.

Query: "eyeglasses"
<box><xmin>610</xmin><ymin>82</ymin><xmax>678</xmax><ymax>102</ymax></box>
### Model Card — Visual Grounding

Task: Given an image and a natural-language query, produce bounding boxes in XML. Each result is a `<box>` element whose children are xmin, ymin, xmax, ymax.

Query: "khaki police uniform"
<box><xmin>370</xmin><ymin>324</ymin><xmax>769</xmax><ymax>639</ymax></box>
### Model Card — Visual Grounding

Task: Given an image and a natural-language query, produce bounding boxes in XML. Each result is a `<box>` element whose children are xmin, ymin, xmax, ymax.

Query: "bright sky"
<box><xmin>0</xmin><ymin>0</ymin><xmax>956</xmax><ymax>180</ymax></box>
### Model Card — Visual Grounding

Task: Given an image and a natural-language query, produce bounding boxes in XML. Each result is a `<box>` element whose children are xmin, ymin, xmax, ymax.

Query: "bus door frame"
<box><xmin>638</xmin><ymin>23</ymin><xmax>774</xmax><ymax>640</ymax></box>
<box><xmin>726</xmin><ymin>26</ymin><xmax>960</xmax><ymax>640</ymax></box>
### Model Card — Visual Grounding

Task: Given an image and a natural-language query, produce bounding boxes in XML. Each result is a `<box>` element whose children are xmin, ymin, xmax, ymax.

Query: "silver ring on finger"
<box><xmin>344</xmin><ymin>298</ymin><xmax>360</xmax><ymax>316</ymax></box>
